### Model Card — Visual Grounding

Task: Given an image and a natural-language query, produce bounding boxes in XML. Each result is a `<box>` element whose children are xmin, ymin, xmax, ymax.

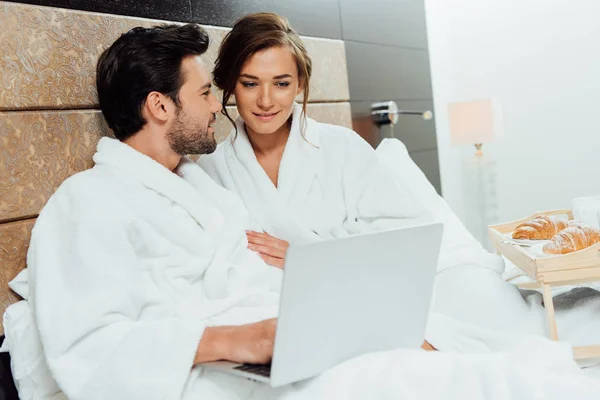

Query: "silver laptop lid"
<box><xmin>270</xmin><ymin>222</ymin><xmax>443</xmax><ymax>387</ymax></box>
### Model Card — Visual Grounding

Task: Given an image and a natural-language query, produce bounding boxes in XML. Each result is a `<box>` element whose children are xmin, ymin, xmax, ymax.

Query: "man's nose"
<box><xmin>211</xmin><ymin>93</ymin><xmax>223</xmax><ymax>113</ymax></box>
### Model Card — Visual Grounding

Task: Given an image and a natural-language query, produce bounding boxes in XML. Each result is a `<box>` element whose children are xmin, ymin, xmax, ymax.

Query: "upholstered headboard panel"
<box><xmin>0</xmin><ymin>1</ymin><xmax>351</xmax><ymax>334</ymax></box>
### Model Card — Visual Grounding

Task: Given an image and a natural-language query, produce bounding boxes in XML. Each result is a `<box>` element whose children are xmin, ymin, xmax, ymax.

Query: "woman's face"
<box><xmin>233</xmin><ymin>46</ymin><xmax>303</xmax><ymax>136</ymax></box>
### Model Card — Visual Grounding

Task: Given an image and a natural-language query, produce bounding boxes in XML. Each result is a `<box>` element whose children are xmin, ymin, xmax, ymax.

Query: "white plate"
<box><xmin>527</xmin><ymin>242</ymin><xmax>560</xmax><ymax>258</ymax></box>
<box><xmin>503</xmin><ymin>234</ymin><xmax>550</xmax><ymax>247</ymax></box>
<box><xmin>502</xmin><ymin>234</ymin><xmax>560</xmax><ymax>257</ymax></box>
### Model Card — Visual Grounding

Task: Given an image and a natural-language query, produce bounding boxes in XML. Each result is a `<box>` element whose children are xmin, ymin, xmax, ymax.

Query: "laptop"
<box><xmin>202</xmin><ymin>222</ymin><xmax>443</xmax><ymax>387</ymax></box>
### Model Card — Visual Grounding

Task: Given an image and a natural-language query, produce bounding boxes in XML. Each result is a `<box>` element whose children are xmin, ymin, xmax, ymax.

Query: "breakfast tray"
<box><xmin>488</xmin><ymin>208</ymin><xmax>600</xmax><ymax>360</ymax></box>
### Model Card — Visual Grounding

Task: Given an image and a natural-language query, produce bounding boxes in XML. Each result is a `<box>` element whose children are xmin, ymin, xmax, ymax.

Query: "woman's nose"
<box><xmin>257</xmin><ymin>86</ymin><xmax>274</xmax><ymax>109</ymax></box>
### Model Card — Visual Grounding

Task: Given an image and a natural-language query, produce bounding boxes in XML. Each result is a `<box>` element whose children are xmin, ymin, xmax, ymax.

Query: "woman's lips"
<box><xmin>253</xmin><ymin>111</ymin><xmax>280</xmax><ymax>122</ymax></box>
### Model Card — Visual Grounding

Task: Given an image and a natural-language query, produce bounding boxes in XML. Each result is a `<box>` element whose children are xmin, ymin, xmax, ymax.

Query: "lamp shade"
<box><xmin>448</xmin><ymin>99</ymin><xmax>496</xmax><ymax>146</ymax></box>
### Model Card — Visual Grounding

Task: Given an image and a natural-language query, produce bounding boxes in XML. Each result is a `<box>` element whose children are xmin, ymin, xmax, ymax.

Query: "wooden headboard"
<box><xmin>0</xmin><ymin>1</ymin><xmax>351</xmax><ymax>334</ymax></box>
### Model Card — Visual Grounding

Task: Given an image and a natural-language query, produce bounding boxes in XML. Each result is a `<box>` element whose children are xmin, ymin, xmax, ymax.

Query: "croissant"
<box><xmin>543</xmin><ymin>223</ymin><xmax>600</xmax><ymax>254</ymax></box>
<box><xmin>512</xmin><ymin>216</ymin><xmax>568</xmax><ymax>240</ymax></box>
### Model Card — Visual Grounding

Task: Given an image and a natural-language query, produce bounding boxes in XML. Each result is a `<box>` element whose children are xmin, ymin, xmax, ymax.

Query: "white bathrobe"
<box><xmin>199</xmin><ymin>105</ymin><xmax>432</xmax><ymax>245</ymax></box>
<box><xmin>23</xmin><ymin>137</ymin><xmax>600</xmax><ymax>399</ymax></box>
<box><xmin>28</xmin><ymin>137</ymin><xmax>282</xmax><ymax>400</ymax></box>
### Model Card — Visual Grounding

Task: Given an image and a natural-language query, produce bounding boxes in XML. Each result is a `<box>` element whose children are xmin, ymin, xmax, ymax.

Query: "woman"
<box><xmin>198</xmin><ymin>12</ymin><xmax>430</xmax><ymax>269</ymax></box>
<box><xmin>198</xmin><ymin>13</ymin><xmax>598</xmax><ymax>355</ymax></box>
<box><xmin>199</xmin><ymin>13</ymin><xmax>441</xmax><ymax>351</ymax></box>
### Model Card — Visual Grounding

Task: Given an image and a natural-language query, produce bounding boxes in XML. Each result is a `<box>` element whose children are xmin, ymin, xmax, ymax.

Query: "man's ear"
<box><xmin>144</xmin><ymin>91</ymin><xmax>174</xmax><ymax>123</ymax></box>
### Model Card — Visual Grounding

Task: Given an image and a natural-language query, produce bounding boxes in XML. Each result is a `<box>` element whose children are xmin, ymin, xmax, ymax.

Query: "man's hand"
<box><xmin>224</xmin><ymin>318</ymin><xmax>277</xmax><ymax>364</ymax></box>
<box><xmin>246</xmin><ymin>231</ymin><xmax>289</xmax><ymax>269</ymax></box>
<box><xmin>194</xmin><ymin>319</ymin><xmax>277</xmax><ymax>365</ymax></box>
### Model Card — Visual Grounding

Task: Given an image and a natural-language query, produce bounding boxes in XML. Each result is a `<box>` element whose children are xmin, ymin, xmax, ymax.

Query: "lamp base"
<box><xmin>474</xmin><ymin>143</ymin><xmax>483</xmax><ymax>157</ymax></box>
<box><xmin>463</xmin><ymin>151</ymin><xmax>497</xmax><ymax>251</ymax></box>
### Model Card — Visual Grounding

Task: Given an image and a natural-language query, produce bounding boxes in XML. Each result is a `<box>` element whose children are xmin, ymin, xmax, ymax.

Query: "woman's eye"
<box><xmin>276</xmin><ymin>82</ymin><xmax>290</xmax><ymax>88</ymax></box>
<box><xmin>241</xmin><ymin>82</ymin><xmax>257</xmax><ymax>88</ymax></box>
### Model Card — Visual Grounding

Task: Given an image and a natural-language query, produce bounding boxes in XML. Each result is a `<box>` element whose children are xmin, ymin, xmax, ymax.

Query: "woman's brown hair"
<box><xmin>213</xmin><ymin>13</ymin><xmax>312</xmax><ymax>137</ymax></box>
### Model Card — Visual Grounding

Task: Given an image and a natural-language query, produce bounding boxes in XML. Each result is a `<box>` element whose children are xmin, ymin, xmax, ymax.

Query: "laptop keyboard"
<box><xmin>233</xmin><ymin>363</ymin><xmax>272</xmax><ymax>378</ymax></box>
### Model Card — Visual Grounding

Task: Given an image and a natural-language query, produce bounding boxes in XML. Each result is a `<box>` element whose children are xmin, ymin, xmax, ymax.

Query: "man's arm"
<box><xmin>194</xmin><ymin>318</ymin><xmax>277</xmax><ymax>365</ymax></box>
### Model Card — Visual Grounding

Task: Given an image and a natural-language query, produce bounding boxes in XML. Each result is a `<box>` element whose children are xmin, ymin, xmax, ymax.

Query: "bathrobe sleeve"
<box><xmin>28</xmin><ymin>196</ymin><xmax>206</xmax><ymax>400</ymax></box>
<box><xmin>340</xmin><ymin>132</ymin><xmax>433</xmax><ymax>234</ymax></box>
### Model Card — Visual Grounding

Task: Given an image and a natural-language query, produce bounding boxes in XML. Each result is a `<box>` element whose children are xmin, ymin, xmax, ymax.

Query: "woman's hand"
<box><xmin>421</xmin><ymin>340</ymin><xmax>437</xmax><ymax>351</ymax></box>
<box><xmin>246</xmin><ymin>231</ymin><xmax>289</xmax><ymax>269</ymax></box>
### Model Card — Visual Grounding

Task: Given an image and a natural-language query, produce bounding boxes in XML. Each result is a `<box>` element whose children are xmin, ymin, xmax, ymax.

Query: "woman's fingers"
<box><xmin>421</xmin><ymin>340</ymin><xmax>437</xmax><ymax>351</ymax></box>
<box><xmin>246</xmin><ymin>232</ymin><xmax>288</xmax><ymax>252</ymax></box>
<box><xmin>246</xmin><ymin>232</ymin><xmax>272</xmax><ymax>246</ymax></box>
<box><xmin>246</xmin><ymin>230</ymin><xmax>269</xmax><ymax>239</ymax></box>
<box><xmin>259</xmin><ymin>253</ymin><xmax>285</xmax><ymax>269</ymax></box>
<box><xmin>248</xmin><ymin>242</ymin><xmax>286</xmax><ymax>259</ymax></box>
<box><xmin>246</xmin><ymin>231</ymin><xmax>289</xmax><ymax>267</ymax></box>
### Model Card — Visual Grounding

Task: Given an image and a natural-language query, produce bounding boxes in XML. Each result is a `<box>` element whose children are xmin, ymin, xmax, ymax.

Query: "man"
<box><xmin>29</xmin><ymin>24</ymin><xmax>281</xmax><ymax>399</ymax></box>
<box><xmin>27</xmin><ymin>23</ymin><xmax>600</xmax><ymax>400</ymax></box>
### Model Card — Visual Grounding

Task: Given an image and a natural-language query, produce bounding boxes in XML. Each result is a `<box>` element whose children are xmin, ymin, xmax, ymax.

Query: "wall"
<box><xmin>339</xmin><ymin>0</ymin><xmax>441</xmax><ymax>193</ymax></box>
<box><xmin>425</xmin><ymin>0</ymin><xmax>600</xmax><ymax>226</ymax></box>
<box><xmin>0</xmin><ymin>0</ymin><xmax>351</xmax><ymax>335</ymax></box>
<box><xmin>5</xmin><ymin>0</ymin><xmax>343</xmax><ymax>38</ymax></box>
<box><xmin>5</xmin><ymin>0</ymin><xmax>442</xmax><ymax>193</ymax></box>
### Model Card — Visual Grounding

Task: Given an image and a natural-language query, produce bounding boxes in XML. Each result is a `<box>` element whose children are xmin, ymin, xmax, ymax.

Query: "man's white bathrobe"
<box><xmin>25</xmin><ymin>137</ymin><xmax>600</xmax><ymax>399</ymax></box>
<box><xmin>28</xmin><ymin>137</ymin><xmax>282</xmax><ymax>399</ymax></box>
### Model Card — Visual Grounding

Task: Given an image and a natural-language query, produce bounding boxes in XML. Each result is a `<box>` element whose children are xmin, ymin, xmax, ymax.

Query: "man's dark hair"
<box><xmin>96</xmin><ymin>24</ymin><xmax>210</xmax><ymax>141</ymax></box>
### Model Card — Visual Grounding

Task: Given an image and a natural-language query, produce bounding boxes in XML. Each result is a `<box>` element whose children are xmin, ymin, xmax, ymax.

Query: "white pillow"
<box><xmin>375</xmin><ymin>138</ymin><xmax>503</xmax><ymax>273</ymax></box>
<box><xmin>0</xmin><ymin>268</ymin><xmax>29</xmax><ymax>355</ymax></box>
<box><xmin>9</xmin><ymin>268</ymin><xmax>29</xmax><ymax>300</ymax></box>
<box><xmin>3</xmin><ymin>273</ymin><xmax>64</xmax><ymax>399</ymax></box>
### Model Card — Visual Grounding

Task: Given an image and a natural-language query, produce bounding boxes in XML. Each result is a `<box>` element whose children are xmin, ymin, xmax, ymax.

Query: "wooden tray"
<box><xmin>488</xmin><ymin>209</ymin><xmax>600</xmax><ymax>286</ymax></box>
<box><xmin>489</xmin><ymin>208</ymin><xmax>600</xmax><ymax>359</ymax></box>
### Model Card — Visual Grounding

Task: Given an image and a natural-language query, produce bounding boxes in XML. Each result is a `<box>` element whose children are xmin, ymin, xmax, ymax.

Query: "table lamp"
<box><xmin>448</xmin><ymin>99</ymin><xmax>496</xmax><ymax>156</ymax></box>
<box><xmin>448</xmin><ymin>99</ymin><xmax>500</xmax><ymax>249</ymax></box>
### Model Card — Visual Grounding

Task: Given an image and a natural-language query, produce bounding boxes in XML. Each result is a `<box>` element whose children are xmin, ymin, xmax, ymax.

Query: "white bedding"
<box><xmin>5</xmin><ymin>295</ymin><xmax>600</xmax><ymax>400</ymax></box>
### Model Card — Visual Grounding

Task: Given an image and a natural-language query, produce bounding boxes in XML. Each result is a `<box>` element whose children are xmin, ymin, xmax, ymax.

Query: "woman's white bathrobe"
<box><xmin>199</xmin><ymin>105</ymin><xmax>432</xmax><ymax>244</ymax></box>
<box><xmin>23</xmin><ymin>137</ymin><xmax>600</xmax><ymax>399</ymax></box>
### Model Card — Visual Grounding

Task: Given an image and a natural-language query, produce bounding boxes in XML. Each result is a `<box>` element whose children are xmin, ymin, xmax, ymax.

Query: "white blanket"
<box><xmin>375</xmin><ymin>139</ymin><xmax>544</xmax><ymax>347</ymax></box>
<box><xmin>377</xmin><ymin>139</ymin><xmax>600</xmax><ymax>361</ymax></box>
<box><xmin>7</xmin><ymin>298</ymin><xmax>600</xmax><ymax>399</ymax></box>
<box><xmin>256</xmin><ymin>337</ymin><xmax>600</xmax><ymax>400</ymax></box>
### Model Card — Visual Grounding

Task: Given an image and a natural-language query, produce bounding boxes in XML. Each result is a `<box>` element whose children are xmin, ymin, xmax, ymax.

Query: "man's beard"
<box><xmin>166</xmin><ymin>108</ymin><xmax>216</xmax><ymax>156</ymax></box>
